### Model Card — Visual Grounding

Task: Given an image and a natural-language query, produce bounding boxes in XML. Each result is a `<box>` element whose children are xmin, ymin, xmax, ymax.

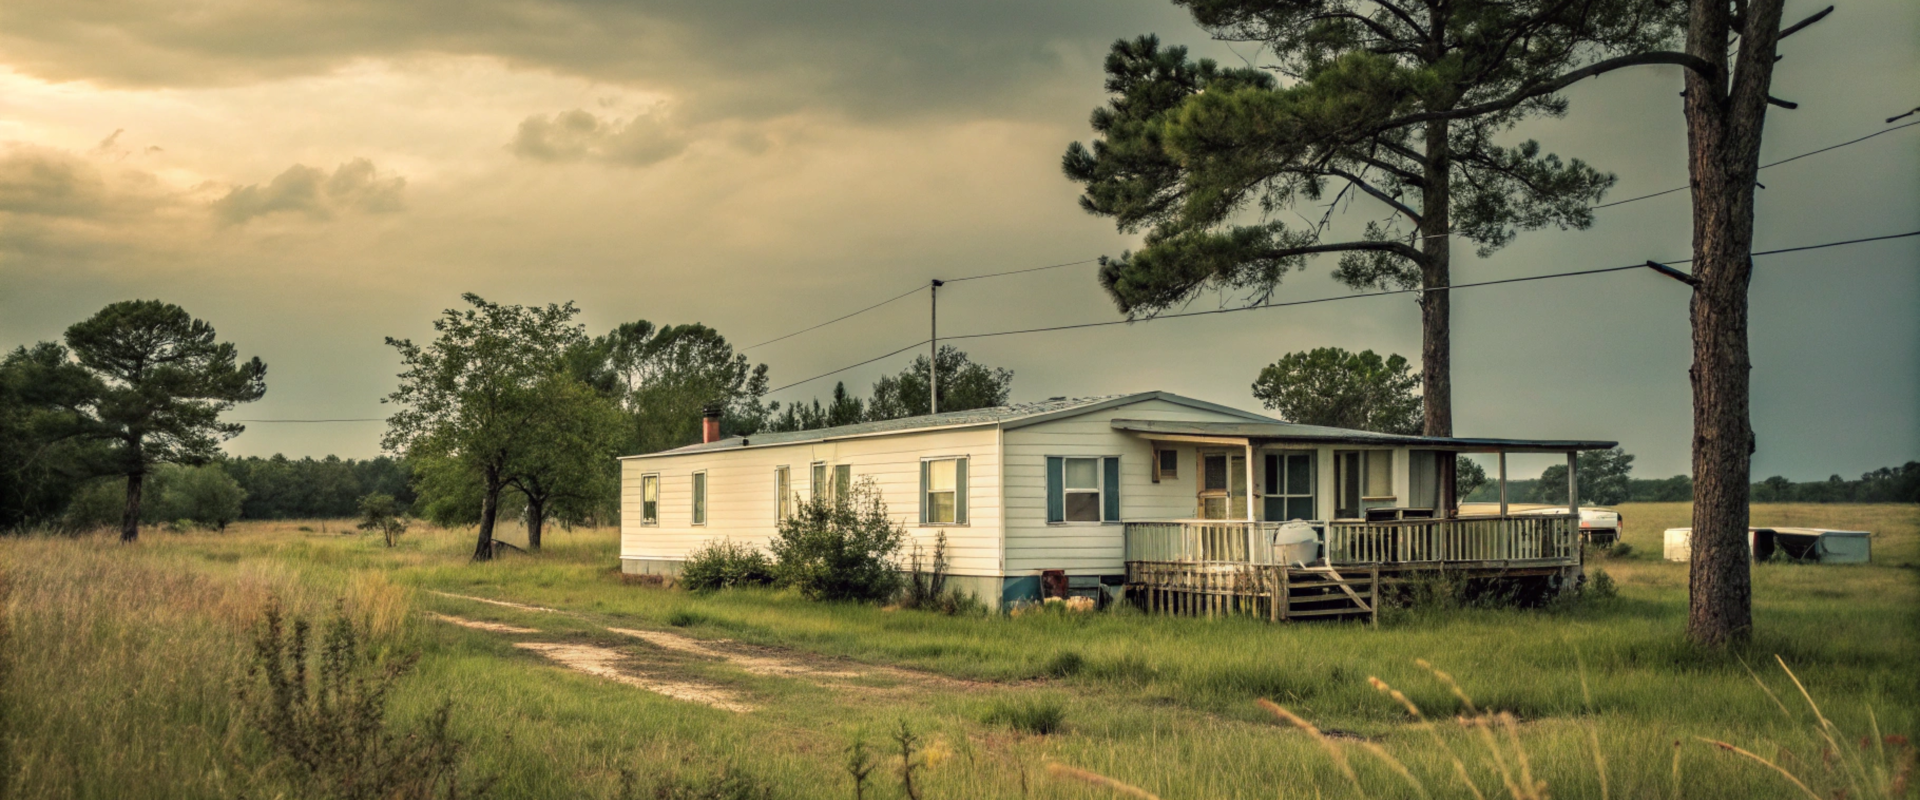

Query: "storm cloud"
<box><xmin>213</xmin><ymin>158</ymin><xmax>405</xmax><ymax>224</ymax></box>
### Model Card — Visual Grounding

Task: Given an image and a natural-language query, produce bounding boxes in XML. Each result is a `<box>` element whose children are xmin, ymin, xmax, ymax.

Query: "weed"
<box><xmin>1042</xmin><ymin>650</ymin><xmax>1085</xmax><ymax>678</ymax></box>
<box><xmin>893</xmin><ymin>720</ymin><xmax>924</xmax><ymax>800</ymax></box>
<box><xmin>238</xmin><ymin>599</ymin><xmax>474</xmax><ymax>799</ymax></box>
<box><xmin>982</xmin><ymin>697</ymin><xmax>1067</xmax><ymax>735</ymax></box>
<box><xmin>1587</xmin><ymin>567</ymin><xmax>1619</xmax><ymax>599</ymax></box>
<box><xmin>667</xmin><ymin>608</ymin><xmax>710</xmax><ymax>628</ymax></box>
<box><xmin>844</xmin><ymin>737</ymin><xmax>876</xmax><ymax>800</ymax></box>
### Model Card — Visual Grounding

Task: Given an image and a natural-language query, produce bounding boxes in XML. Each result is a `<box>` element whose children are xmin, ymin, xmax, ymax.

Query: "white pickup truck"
<box><xmin>1511</xmin><ymin>506</ymin><xmax>1623</xmax><ymax>545</ymax></box>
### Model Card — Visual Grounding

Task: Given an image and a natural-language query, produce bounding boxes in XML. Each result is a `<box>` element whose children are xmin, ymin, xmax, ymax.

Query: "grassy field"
<box><xmin>3</xmin><ymin>503</ymin><xmax>1914</xmax><ymax>799</ymax></box>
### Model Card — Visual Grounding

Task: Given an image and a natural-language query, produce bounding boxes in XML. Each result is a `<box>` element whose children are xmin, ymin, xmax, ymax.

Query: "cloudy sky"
<box><xmin>1</xmin><ymin>0</ymin><xmax>1914</xmax><ymax>481</ymax></box>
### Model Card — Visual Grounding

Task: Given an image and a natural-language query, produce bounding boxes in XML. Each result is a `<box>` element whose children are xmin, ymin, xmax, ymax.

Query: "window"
<box><xmin>691</xmin><ymin>471</ymin><xmax>707</xmax><ymax>525</ymax></box>
<box><xmin>1263</xmin><ymin>452</ymin><xmax>1316</xmax><ymax>521</ymax></box>
<box><xmin>920</xmin><ymin>457</ymin><xmax>968</xmax><ymax>524</ymax></box>
<box><xmin>641</xmin><ymin>474</ymin><xmax>659</xmax><ymax>524</ymax></box>
<box><xmin>1334</xmin><ymin>450</ymin><xmax>1392</xmax><ymax>518</ymax></box>
<box><xmin>1153</xmin><ymin>448</ymin><xmax>1179</xmax><ymax>482</ymax></box>
<box><xmin>834</xmin><ymin>464</ymin><xmax>852</xmax><ymax>498</ymax></box>
<box><xmin>811</xmin><ymin>462</ymin><xmax>827</xmax><ymax>500</ymax></box>
<box><xmin>775</xmin><ymin>466</ymin><xmax>792</xmax><ymax>521</ymax></box>
<box><xmin>1046</xmin><ymin>456</ymin><xmax>1119</xmax><ymax>523</ymax></box>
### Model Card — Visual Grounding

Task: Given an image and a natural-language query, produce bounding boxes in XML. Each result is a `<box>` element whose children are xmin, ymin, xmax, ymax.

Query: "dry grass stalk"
<box><xmin>1045</xmin><ymin>763</ymin><xmax>1163</xmax><ymax>800</ymax></box>
<box><xmin>1257</xmin><ymin>698</ymin><xmax>1363</xmax><ymax>792</ymax></box>
<box><xmin>1369</xmin><ymin>675</ymin><xmax>1486</xmax><ymax>800</ymax></box>
<box><xmin>1697</xmin><ymin>738</ymin><xmax>1823</xmax><ymax>800</ymax></box>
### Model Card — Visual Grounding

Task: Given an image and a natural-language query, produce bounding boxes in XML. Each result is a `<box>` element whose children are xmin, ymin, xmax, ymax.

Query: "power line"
<box><xmin>764</xmin><ymin>338</ymin><xmax>932</xmax><ymax>395</ymax></box>
<box><xmin>743</xmin><ymin>284</ymin><xmax>925</xmax><ymax>351</ymax></box>
<box><xmin>762</xmin><ymin>228</ymin><xmax>1918</xmax><ymax>394</ymax></box>
<box><xmin>1590</xmin><ymin>120</ymin><xmax>1920</xmax><ymax>210</ymax></box>
<box><xmin>741</xmin><ymin>258</ymin><xmax>1102</xmax><ymax>352</ymax></box>
<box><xmin>937</xmin><ymin>230</ymin><xmax>1919</xmax><ymax>343</ymax></box>
<box><xmin>944</xmin><ymin>257</ymin><xmax>1101</xmax><ymax>283</ymax></box>
<box><xmin>751</xmin><ymin>119</ymin><xmax>1917</xmax><ymax>348</ymax></box>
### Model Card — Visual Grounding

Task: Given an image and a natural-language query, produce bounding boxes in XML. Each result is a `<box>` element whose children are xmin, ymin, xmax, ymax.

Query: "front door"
<box><xmin>1197</xmin><ymin>451</ymin><xmax>1246</xmax><ymax>519</ymax></box>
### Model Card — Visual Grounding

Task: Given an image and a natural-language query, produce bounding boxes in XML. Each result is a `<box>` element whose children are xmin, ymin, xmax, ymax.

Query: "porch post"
<box><xmin>1566</xmin><ymin>451</ymin><xmax>1579</xmax><ymax>515</ymax></box>
<box><xmin>1498</xmin><ymin>452</ymin><xmax>1509</xmax><ymax>517</ymax></box>
<box><xmin>1245</xmin><ymin>441</ymin><xmax>1256</xmax><ymax>522</ymax></box>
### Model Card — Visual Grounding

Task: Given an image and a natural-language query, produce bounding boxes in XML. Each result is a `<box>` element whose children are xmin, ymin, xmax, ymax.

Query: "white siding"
<box><xmin>620</xmin><ymin>425</ymin><xmax>1004</xmax><ymax>576</ymax></box>
<box><xmin>1001</xmin><ymin>398</ymin><xmax>1263</xmax><ymax>574</ymax></box>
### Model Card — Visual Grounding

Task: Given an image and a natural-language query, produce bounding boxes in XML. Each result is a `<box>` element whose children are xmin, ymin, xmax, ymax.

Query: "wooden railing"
<box><xmin>1123</xmin><ymin>516</ymin><xmax>1579</xmax><ymax>567</ymax></box>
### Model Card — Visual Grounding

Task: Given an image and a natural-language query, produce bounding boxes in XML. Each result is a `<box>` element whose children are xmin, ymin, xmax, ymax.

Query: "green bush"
<box><xmin>981</xmin><ymin>696</ymin><xmax>1067</xmax><ymax>735</ymax></box>
<box><xmin>680</xmin><ymin>540</ymin><xmax>777</xmax><ymax>592</ymax></box>
<box><xmin>1587</xmin><ymin>566</ymin><xmax>1619</xmax><ymax>599</ymax></box>
<box><xmin>769</xmin><ymin>479</ymin><xmax>903</xmax><ymax>603</ymax></box>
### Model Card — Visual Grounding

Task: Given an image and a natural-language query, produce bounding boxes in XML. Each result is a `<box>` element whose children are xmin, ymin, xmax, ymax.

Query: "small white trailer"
<box><xmin>1663</xmin><ymin>527</ymin><xmax>1872</xmax><ymax>564</ymax></box>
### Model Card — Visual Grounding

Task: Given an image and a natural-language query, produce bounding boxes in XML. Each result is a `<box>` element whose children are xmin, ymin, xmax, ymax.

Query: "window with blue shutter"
<box><xmin>1048</xmin><ymin>456</ymin><xmax>1116</xmax><ymax>523</ymax></box>
<box><xmin>920</xmin><ymin>457</ymin><xmax>967</xmax><ymax>524</ymax></box>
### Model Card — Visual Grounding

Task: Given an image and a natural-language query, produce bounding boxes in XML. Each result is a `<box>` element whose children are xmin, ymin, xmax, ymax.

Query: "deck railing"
<box><xmin>1123</xmin><ymin>516</ymin><xmax>1578</xmax><ymax>566</ymax></box>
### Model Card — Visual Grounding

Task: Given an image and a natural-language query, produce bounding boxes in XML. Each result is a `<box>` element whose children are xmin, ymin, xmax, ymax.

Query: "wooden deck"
<box><xmin>1122</xmin><ymin>516</ymin><xmax>1580</xmax><ymax>621</ymax></box>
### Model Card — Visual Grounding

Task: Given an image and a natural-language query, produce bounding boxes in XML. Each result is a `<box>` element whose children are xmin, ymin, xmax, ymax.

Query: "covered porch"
<box><xmin>1108</xmin><ymin>419</ymin><xmax>1612</xmax><ymax>619</ymax></box>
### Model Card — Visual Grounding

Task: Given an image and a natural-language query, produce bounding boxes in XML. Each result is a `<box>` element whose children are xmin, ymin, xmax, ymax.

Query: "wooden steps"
<box><xmin>1127</xmin><ymin>563</ymin><xmax>1380</xmax><ymax>623</ymax></box>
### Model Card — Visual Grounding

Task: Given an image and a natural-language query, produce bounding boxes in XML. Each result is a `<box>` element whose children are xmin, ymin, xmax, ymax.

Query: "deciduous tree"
<box><xmin>383</xmin><ymin>294</ymin><xmax>586</xmax><ymax>561</ymax></box>
<box><xmin>63</xmin><ymin>300</ymin><xmax>267</xmax><ymax>542</ymax></box>
<box><xmin>867</xmin><ymin>346</ymin><xmax>1013</xmax><ymax>422</ymax></box>
<box><xmin>1533</xmin><ymin>447</ymin><xmax>1635</xmax><ymax>505</ymax></box>
<box><xmin>1252</xmin><ymin>347</ymin><xmax>1422</xmax><ymax>434</ymax></box>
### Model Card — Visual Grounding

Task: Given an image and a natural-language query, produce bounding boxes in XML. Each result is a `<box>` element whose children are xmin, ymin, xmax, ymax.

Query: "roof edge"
<box><xmin>1000</xmin><ymin>391</ymin><xmax>1273</xmax><ymax>431</ymax></box>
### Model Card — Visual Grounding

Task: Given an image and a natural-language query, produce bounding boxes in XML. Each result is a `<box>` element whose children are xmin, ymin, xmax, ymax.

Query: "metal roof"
<box><xmin>1107</xmin><ymin>419</ymin><xmax>1616</xmax><ymax>452</ymax></box>
<box><xmin>621</xmin><ymin>391</ymin><xmax>1273</xmax><ymax>459</ymax></box>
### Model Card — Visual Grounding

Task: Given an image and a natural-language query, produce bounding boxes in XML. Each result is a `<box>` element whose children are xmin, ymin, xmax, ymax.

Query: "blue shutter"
<box><xmin>1102</xmin><ymin>457</ymin><xmax>1121</xmax><ymax>522</ymax></box>
<box><xmin>1046</xmin><ymin>457</ymin><xmax>1064</xmax><ymax>523</ymax></box>
<box><xmin>954</xmin><ymin>458</ymin><xmax>968</xmax><ymax>525</ymax></box>
<box><xmin>919</xmin><ymin>460</ymin><xmax>930</xmax><ymax>525</ymax></box>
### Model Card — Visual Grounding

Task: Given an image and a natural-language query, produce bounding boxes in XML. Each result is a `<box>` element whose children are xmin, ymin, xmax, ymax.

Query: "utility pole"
<box><xmin>929</xmin><ymin>279</ymin><xmax>943</xmax><ymax>415</ymax></box>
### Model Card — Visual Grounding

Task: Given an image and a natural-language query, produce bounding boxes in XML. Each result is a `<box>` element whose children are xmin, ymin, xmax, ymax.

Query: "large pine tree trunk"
<box><xmin>120</xmin><ymin>469</ymin><xmax>144</xmax><ymax>543</ymax></box>
<box><xmin>1682</xmin><ymin>0</ymin><xmax>1786</xmax><ymax>647</ymax></box>
<box><xmin>1420</xmin><ymin>117</ymin><xmax>1454</xmax><ymax>438</ymax></box>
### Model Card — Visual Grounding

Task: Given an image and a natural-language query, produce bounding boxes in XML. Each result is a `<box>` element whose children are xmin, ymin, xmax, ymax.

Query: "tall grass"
<box><xmin>1</xmin><ymin>507</ymin><xmax>1912</xmax><ymax>799</ymax></box>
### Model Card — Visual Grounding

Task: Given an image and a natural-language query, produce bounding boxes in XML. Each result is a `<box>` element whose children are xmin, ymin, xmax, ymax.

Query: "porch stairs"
<box><xmin>1130</xmin><ymin>563</ymin><xmax>1380</xmax><ymax>624</ymax></box>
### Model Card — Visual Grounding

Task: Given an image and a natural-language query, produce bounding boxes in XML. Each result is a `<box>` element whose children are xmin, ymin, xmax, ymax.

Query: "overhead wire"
<box><xmin>760</xmin><ymin>229</ymin><xmax>1919</xmax><ymax>395</ymax></box>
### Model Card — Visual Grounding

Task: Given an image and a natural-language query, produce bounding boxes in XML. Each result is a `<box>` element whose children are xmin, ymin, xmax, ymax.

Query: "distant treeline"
<box><xmin>219</xmin><ymin>455</ymin><xmax>415</xmax><ymax>519</ymax></box>
<box><xmin>1466</xmin><ymin>462</ymin><xmax>1918</xmax><ymax>505</ymax></box>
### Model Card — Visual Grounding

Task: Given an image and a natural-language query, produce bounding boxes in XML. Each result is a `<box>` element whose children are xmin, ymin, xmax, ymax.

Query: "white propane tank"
<box><xmin>1272</xmin><ymin>521</ymin><xmax>1321</xmax><ymax>566</ymax></box>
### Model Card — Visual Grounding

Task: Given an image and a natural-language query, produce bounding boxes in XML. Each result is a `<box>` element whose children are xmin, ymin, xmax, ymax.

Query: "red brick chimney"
<box><xmin>701</xmin><ymin>403</ymin><xmax>722</xmax><ymax>444</ymax></box>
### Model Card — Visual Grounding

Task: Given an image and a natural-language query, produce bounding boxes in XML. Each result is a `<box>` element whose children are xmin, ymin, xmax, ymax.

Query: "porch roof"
<box><xmin>1109</xmin><ymin>419</ymin><xmax>1615</xmax><ymax>453</ymax></box>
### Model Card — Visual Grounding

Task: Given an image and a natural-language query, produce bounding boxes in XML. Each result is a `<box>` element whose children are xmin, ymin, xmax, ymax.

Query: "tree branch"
<box><xmin>1378</xmin><ymin>51</ymin><xmax>1718</xmax><ymax>129</ymax></box>
<box><xmin>1326</xmin><ymin>167</ymin><xmax>1424</xmax><ymax>223</ymax></box>
<box><xmin>1778</xmin><ymin>5</ymin><xmax>1832</xmax><ymax>38</ymax></box>
<box><xmin>1258</xmin><ymin>239</ymin><xmax>1425</xmax><ymax>264</ymax></box>
<box><xmin>1767</xmin><ymin>96</ymin><xmax>1798</xmax><ymax>109</ymax></box>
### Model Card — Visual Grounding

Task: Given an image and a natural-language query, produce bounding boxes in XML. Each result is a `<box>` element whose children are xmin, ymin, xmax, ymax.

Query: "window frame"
<box><xmin>810</xmin><ymin>461</ymin><xmax>827</xmax><ymax>500</ymax></box>
<box><xmin>833</xmin><ymin>463</ymin><xmax>852</xmax><ymax>498</ymax></box>
<box><xmin>1059</xmin><ymin>455</ymin><xmax>1105</xmax><ymax>524</ymax></box>
<box><xmin>919</xmin><ymin>455</ymin><xmax>968</xmax><ymax>526</ymax></box>
<box><xmin>774</xmin><ymin>465</ymin><xmax>791</xmax><ymax>522</ymax></box>
<box><xmin>691</xmin><ymin>470</ymin><xmax>708</xmax><ymax>526</ymax></box>
<box><xmin>1261</xmin><ymin>450</ymin><xmax>1317</xmax><ymax>522</ymax></box>
<box><xmin>640</xmin><ymin>473</ymin><xmax>660</xmax><ymax>525</ymax></box>
<box><xmin>1153</xmin><ymin>447</ymin><xmax>1179</xmax><ymax>483</ymax></box>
